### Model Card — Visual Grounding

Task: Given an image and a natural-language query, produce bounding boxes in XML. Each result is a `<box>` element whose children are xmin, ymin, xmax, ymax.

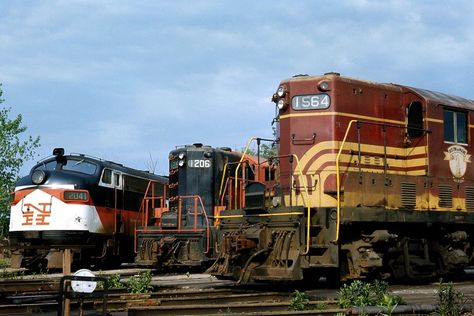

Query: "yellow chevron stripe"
<box><xmin>299</xmin><ymin>141</ymin><xmax>427</xmax><ymax>172</ymax></box>
<box><xmin>296</xmin><ymin>153</ymin><xmax>426</xmax><ymax>176</ymax></box>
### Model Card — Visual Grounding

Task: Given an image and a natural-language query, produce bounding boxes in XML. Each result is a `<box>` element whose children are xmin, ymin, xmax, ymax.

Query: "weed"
<box><xmin>96</xmin><ymin>273</ymin><xmax>124</xmax><ymax>290</ymax></box>
<box><xmin>126</xmin><ymin>271</ymin><xmax>153</xmax><ymax>294</ymax></box>
<box><xmin>337</xmin><ymin>280</ymin><xmax>404</xmax><ymax>309</ymax></box>
<box><xmin>108</xmin><ymin>274</ymin><xmax>123</xmax><ymax>288</ymax></box>
<box><xmin>0</xmin><ymin>259</ymin><xmax>9</xmax><ymax>269</ymax></box>
<box><xmin>315</xmin><ymin>302</ymin><xmax>328</xmax><ymax>310</ymax></box>
<box><xmin>289</xmin><ymin>290</ymin><xmax>310</xmax><ymax>311</ymax></box>
<box><xmin>438</xmin><ymin>281</ymin><xmax>466</xmax><ymax>316</ymax></box>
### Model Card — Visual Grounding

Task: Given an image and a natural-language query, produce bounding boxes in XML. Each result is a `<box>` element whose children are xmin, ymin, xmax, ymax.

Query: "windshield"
<box><xmin>33</xmin><ymin>157</ymin><xmax>98</xmax><ymax>175</ymax></box>
<box><xmin>62</xmin><ymin>158</ymin><xmax>97</xmax><ymax>175</ymax></box>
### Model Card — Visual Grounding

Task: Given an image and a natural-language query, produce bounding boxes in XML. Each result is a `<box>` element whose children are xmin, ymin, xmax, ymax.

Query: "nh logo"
<box><xmin>22</xmin><ymin>202</ymin><xmax>52</xmax><ymax>226</ymax></box>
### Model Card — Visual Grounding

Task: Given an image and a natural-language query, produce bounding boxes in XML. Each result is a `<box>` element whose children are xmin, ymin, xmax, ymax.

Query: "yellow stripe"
<box><xmin>426</xmin><ymin>117</ymin><xmax>474</xmax><ymax>129</ymax></box>
<box><xmin>216</xmin><ymin>212</ymin><xmax>304</xmax><ymax>219</ymax></box>
<box><xmin>279</xmin><ymin>111</ymin><xmax>405</xmax><ymax>125</ymax></box>
<box><xmin>426</xmin><ymin>118</ymin><xmax>443</xmax><ymax>124</ymax></box>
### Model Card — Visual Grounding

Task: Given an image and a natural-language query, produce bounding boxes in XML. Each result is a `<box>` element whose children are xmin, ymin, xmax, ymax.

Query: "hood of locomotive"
<box><xmin>9</xmin><ymin>170</ymin><xmax>105</xmax><ymax>234</ymax></box>
<box><xmin>168</xmin><ymin>144</ymin><xmax>241</xmax><ymax>214</ymax></box>
<box><xmin>169</xmin><ymin>145</ymin><xmax>216</xmax><ymax>213</ymax></box>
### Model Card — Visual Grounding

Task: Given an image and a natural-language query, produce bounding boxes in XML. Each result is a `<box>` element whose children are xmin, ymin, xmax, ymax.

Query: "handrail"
<box><xmin>135</xmin><ymin>180</ymin><xmax>165</xmax><ymax>227</ymax></box>
<box><xmin>335</xmin><ymin>120</ymin><xmax>358</xmax><ymax>242</ymax></box>
<box><xmin>219</xmin><ymin>160</ymin><xmax>250</xmax><ymax>208</ymax></box>
<box><xmin>171</xmin><ymin>195</ymin><xmax>212</xmax><ymax>254</ymax></box>
<box><xmin>288</xmin><ymin>154</ymin><xmax>311</xmax><ymax>255</ymax></box>
<box><xmin>135</xmin><ymin>195</ymin><xmax>212</xmax><ymax>254</ymax></box>
<box><xmin>234</xmin><ymin>137</ymin><xmax>258</xmax><ymax>208</ymax></box>
<box><xmin>222</xmin><ymin>175</ymin><xmax>269</xmax><ymax>210</ymax></box>
<box><xmin>218</xmin><ymin>162</ymin><xmax>229</xmax><ymax>200</ymax></box>
<box><xmin>134</xmin><ymin>179</ymin><xmax>166</xmax><ymax>253</ymax></box>
<box><xmin>219</xmin><ymin>176</ymin><xmax>230</xmax><ymax>207</ymax></box>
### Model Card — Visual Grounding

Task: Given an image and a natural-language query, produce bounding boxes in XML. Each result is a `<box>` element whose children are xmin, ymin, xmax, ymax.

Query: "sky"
<box><xmin>1</xmin><ymin>0</ymin><xmax>474</xmax><ymax>176</ymax></box>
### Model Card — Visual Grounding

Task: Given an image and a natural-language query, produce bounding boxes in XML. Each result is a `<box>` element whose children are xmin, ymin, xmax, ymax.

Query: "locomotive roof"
<box><xmin>283</xmin><ymin>73</ymin><xmax>474</xmax><ymax>111</ymax></box>
<box><xmin>35</xmin><ymin>153</ymin><xmax>167</xmax><ymax>182</ymax></box>
<box><xmin>401</xmin><ymin>85</ymin><xmax>474</xmax><ymax>111</ymax></box>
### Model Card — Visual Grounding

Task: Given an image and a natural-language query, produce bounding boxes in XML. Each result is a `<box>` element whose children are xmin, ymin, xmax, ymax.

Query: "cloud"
<box><xmin>4</xmin><ymin>0</ymin><xmax>474</xmax><ymax>177</ymax></box>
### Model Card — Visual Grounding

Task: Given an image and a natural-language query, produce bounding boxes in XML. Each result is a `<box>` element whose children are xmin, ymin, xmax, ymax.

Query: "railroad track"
<box><xmin>2</xmin><ymin>271</ymin><xmax>474</xmax><ymax>315</ymax></box>
<box><xmin>0</xmin><ymin>286</ymin><xmax>339</xmax><ymax>315</ymax></box>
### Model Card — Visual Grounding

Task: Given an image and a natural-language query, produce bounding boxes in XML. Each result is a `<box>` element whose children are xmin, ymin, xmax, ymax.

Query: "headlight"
<box><xmin>32</xmin><ymin>170</ymin><xmax>46</xmax><ymax>185</ymax></box>
<box><xmin>178</xmin><ymin>160</ymin><xmax>186</xmax><ymax>167</ymax></box>
<box><xmin>178</xmin><ymin>152</ymin><xmax>185</xmax><ymax>159</ymax></box>
<box><xmin>318</xmin><ymin>81</ymin><xmax>330</xmax><ymax>91</ymax></box>
<box><xmin>277</xmin><ymin>99</ymin><xmax>287</xmax><ymax>110</ymax></box>
<box><xmin>277</xmin><ymin>86</ymin><xmax>286</xmax><ymax>97</ymax></box>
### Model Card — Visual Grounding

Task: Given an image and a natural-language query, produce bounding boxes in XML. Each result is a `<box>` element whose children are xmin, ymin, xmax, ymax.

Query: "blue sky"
<box><xmin>1</xmin><ymin>0</ymin><xmax>474</xmax><ymax>175</ymax></box>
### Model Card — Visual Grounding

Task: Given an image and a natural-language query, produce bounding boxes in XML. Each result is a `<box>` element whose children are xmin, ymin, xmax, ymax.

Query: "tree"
<box><xmin>242</xmin><ymin>142</ymin><xmax>277</xmax><ymax>160</ymax></box>
<box><xmin>0</xmin><ymin>84</ymin><xmax>40</xmax><ymax>237</ymax></box>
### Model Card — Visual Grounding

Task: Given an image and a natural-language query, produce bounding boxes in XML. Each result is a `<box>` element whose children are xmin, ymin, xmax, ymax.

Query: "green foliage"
<box><xmin>0</xmin><ymin>259</ymin><xmax>9</xmax><ymax>269</ymax></box>
<box><xmin>242</xmin><ymin>143</ymin><xmax>277</xmax><ymax>160</ymax></box>
<box><xmin>0</xmin><ymin>266</ymin><xmax>24</xmax><ymax>279</ymax></box>
<box><xmin>108</xmin><ymin>273</ymin><xmax>123</xmax><ymax>288</ymax></box>
<box><xmin>126</xmin><ymin>271</ymin><xmax>153</xmax><ymax>294</ymax></box>
<box><xmin>315</xmin><ymin>302</ymin><xmax>328</xmax><ymax>310</ymax></box>
<box><xmin>96</xmin><ymin>273</ymin><xmax>124</xmax><ymax>290</ymax></box>
<box><xmin>0</xmin><ymin>85</ymin><xmax>40</xmax><ymax>237</ymax></box>
<box><xmin>337</xmin><ymin>280</ymin><xmax>405</xmax><ymax>309</ymax></box>
<box><xmin>289</xmin><ymin>290</ymin><xmax>310</xmax><ymax>311</ymax></box>
<box><xmin>438</xmin><ymin>281</ymin><xmax>466</xmax><ymax>316</ymax></box>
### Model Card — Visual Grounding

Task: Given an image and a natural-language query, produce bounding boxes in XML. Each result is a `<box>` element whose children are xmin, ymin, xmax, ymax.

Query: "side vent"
<box><xmin>439</xmin><ymin>185</ymin><xmax>453</xmax><ymax>208</ymax></box>
<box><xmin>465</xmin><ymin>187</ymin><xmax>474</xmax><ymax>210</ymax></box>
<box><xmin>401</xmin><ymin>182</ymin><xmax>416</xmax><ymax>209</ymax></box>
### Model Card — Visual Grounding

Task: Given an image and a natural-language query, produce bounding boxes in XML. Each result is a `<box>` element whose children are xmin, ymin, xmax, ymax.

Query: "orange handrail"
<box><xmin>135</xmin><ymin>195</ymin><xmax>212</xmax><ymax>254</ymax></box>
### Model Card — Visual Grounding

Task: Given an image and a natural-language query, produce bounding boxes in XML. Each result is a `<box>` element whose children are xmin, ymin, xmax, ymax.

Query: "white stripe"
<box><xmin>15</xmin><ymin>184</ymin><xmax>75</xmax><ymax>191</ymax></box>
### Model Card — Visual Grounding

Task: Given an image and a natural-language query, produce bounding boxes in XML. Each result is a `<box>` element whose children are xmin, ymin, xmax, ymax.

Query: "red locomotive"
<box><xmin>208</xmin><ymin>73</ymin><xmax>474</xmax><ymax>282</ymax></box>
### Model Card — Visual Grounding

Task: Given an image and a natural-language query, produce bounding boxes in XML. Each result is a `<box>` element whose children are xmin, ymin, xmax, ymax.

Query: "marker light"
<box><xmin>277</xmin><ymin>86</ymin><xmax>286</xmax><ymax>97</ymax></box>
<box><xmin>277</xmin><ymin>99</ymin><xmax>287</xmax><ymax>110</ymax></box>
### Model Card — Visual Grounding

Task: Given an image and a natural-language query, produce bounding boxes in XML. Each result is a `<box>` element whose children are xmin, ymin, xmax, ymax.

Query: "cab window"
<box><xmin>34</xmin><ymin>160</ymin><xmax>57</xmax><ymax>171</ymax></box>
<box><xmin>407</xmin><ymin>101</ymin><xmax>423</xmax><ymax>138</ymax></box>
<box><xmin>102</xmin><ymin>169</ymin><xmax>112</xmax><ymax>184</ymax></box>
<box><xmin>444</xmin><ymin>109</ymin><xmax>467</xmax><ymax>144</ymax></box>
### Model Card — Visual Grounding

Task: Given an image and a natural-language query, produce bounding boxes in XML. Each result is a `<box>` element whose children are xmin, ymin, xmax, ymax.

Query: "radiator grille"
<box><xmin>439</xmin><ymin>185</ymin><xmax>453</xmax><ymax>208</ymax></box>
<box><xmin>401</xmin><ymin>182</ymin><xmax>416</xmax><ymax>208</ymax></box>
<box><xmin>465</xmin><ymin>187</ymin><xmax>474</xmax><ymax>210</ymax></box>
